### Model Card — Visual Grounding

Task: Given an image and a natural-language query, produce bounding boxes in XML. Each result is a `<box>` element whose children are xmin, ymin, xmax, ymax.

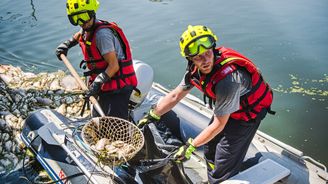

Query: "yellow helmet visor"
<box><xmin>68</xmin><ymin>11</ymin><xmax>94</xmax><ymax>26</ymax></box>
<box><xmin>185</xmin><ymin>36</ymin><xmax>215</xmax><ymax>57</ymax></box>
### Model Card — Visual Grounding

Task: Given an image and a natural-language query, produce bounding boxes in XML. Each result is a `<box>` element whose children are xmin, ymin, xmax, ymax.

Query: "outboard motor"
<box><xmin>129</xmin><ymin>60</ymin><xmax>154</xmax><ymax>109</ymax></box>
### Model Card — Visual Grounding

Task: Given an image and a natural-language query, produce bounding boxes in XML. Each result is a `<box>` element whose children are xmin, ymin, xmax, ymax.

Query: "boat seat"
<box><xmin>221</xmin><ymin>159</ymin><xmax>290</xmax><ymax>184</ymax></box>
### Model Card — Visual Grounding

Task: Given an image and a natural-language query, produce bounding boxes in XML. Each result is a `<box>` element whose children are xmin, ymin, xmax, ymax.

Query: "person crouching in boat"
<box><xmin>55</xmin><ymin>0</ymin><xmax>137</xmax><ymax>119</ymax></box>
<box><xmin>137</xmin><ymin>25</ymin><xmax>275</xmax><ymax>183</ymax></box>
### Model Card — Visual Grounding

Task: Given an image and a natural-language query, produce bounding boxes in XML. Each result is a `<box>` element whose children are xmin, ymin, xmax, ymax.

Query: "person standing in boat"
<box><xmin>137</xmin><ymin>25</ymin><xmax>274</xmax><ymax>183</ymax></box>
<box><xmin>55</xmin><ymin>0</ymin><xmax>137</xmax><ymax>119</ymax></box>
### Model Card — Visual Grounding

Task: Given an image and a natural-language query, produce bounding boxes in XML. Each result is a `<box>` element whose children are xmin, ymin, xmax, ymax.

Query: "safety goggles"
<box><xmin>184</xmin><ymin>36</ymin><xmax>215</xmax><ymax>57</ymax></box>
<box><xmin>68</xmin><ymin>11</ymin><xmax>94</xmax><ymax>26</ymax></box>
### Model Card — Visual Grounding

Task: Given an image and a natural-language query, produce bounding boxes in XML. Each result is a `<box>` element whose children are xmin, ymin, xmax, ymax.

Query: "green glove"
<box><xmin>137</xmin><ymin>109</ymin><xmax>161</xmax><ymax>128</ymax></box>
<box><xmin>174</xmin><ymin>138</ymin><xmax>196</xmax><ymax>162</ymax></box>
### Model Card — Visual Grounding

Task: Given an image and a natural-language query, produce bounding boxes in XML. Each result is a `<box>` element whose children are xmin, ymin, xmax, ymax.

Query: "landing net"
<box><xmin>81</xmin><ymin>116</ymin><xmax>144</xmax><ymax>166</ymax></box>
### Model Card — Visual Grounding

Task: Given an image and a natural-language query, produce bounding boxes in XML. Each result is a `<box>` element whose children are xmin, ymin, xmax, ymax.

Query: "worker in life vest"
<box><xmin>137</xmin><ymin>25</ymin><xmax>274</xmax><ymax>183</ymax></box>
<box><xmin>55</xmin><ymin>0</ymin><xmax>137</xmax><ymax>120</ymax></box>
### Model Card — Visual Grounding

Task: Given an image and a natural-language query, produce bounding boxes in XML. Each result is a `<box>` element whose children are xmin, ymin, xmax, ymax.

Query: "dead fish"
<box><xmin>60</xmin><ymin>75</ymin><xmax>80</xmax><ymax>91</ymax></box>
<box><xmin>95</xmin><ymin>138</ymin><xmax>110</xmax><ymax>151</ymax></box>
<box><xmin>111</xmin><ymin>140</ymin><xmax>125</xmax><ymax>148</ymax></box>
<box><xmin>35</xmin><ymin>97</ymin><xmax>53</xmax><ymax>106</ymax></box>
<box><xmin>105</xmin><ymin>144</ymin><xmax>119</xmax><ymax>155</ymax></box>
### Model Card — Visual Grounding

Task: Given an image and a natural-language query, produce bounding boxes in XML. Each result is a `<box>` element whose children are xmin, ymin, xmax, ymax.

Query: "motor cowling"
<box><xmin>129</xmin><ymin>60</ymin><xmax>154</xmax><ymax>109</ymax></box>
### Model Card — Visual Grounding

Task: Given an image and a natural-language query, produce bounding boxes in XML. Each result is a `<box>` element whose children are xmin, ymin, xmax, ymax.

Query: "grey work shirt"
<box><xmin>180</xmin><ymin>69</ymin><xmax>252</xmax><ymax>116</ymax></box>
<box><xmin>95</xmin><ymin>27</ymin><xmax>125</xmax><ymax>60</ymax></box>
<box><xmin>81</xmin><ymin>20</ymin><xmax>125</xmax><ymax>60</ymax></box>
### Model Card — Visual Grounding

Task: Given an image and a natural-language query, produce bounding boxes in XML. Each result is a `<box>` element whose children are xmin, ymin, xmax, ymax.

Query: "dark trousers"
<box><xmin>92</xmin><ymin>87</ymin><xmax>133</xmax><ymax>120</ymax></box>
<box><xmin>204</xmin><ymin>110</ymin><xmax>267</xmax><ymax>184</ymax></box>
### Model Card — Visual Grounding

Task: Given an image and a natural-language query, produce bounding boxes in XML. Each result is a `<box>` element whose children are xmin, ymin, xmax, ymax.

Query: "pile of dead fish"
<box><xmin>0</xmin><ymin>64</ymin><xmax>90</xmax><ymax>175</ymax></box>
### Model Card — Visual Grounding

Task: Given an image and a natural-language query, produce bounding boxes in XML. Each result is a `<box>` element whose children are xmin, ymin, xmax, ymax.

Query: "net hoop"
<box><xmin>81</xmin><ymin>116</ymin><xmax>144</xmax><ymax>166</ymax></box>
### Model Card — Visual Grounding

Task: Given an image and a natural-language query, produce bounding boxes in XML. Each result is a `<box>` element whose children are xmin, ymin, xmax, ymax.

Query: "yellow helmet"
<box><xmin>66</xmin><ymin>0</ymin><xmax>99</xmax><ymax>15</ymax></box>
<box><xmin>179</xmin><ymin>25</ymin><xmax>218</xmax><ymax>57</ymax></box>
<box><xmin>66</xmin><ymin>0</ymin><xmax>99</xmax><ymax>26</ymax></box>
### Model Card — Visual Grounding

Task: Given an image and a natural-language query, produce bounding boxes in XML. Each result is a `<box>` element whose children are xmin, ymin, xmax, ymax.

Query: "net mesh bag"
<box><xmin>81</xmin><ymin>117</ymin><xmax>144</xmax><ymax>166</ymax></box>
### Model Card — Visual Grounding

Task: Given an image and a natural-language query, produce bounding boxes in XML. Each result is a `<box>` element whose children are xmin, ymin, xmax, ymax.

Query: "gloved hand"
<box><xmin>137</xmin><ymin>108</ymin><xmax>161</xmax><ymax>128</ymax></box>
<box><xmin>85</xmin><ymin>72</ymin><xmax>111</xmax><ymax>98</ymax></box>
<box><xmin>55</xmin><ymin>37</ymin><xmax>78</xmax><ymax>60</ymax></box>
<box><xmin>174</xmin><ymin>138</ymin><xmax>196</xmax><ymax>162</ymax></box>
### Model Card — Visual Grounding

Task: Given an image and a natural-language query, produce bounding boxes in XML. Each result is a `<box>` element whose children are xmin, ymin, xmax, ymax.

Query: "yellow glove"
<box><xmin>137</xmin><ymin>109</ymin><xmax>161</xmax><ymax>128</ymax></box>
<box><xmin>174</xmin><ymin>138</ymin><xmax>196</xmax><ymax>162</ymax></box>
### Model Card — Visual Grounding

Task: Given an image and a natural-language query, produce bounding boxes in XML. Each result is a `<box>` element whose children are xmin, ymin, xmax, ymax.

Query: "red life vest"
<box><xmin>189</xmin><ymin>47</ymin><xmax>273</xmax><ymax>121</ymax></box>
<box><xmin>78</xmin><ymin>20</ymin><xmax>137</xmax><ymax>92</ymax></box>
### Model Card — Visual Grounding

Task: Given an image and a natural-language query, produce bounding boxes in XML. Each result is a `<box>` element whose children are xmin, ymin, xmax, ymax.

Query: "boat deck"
<box><xmin>18</xmin><ymin>83</ymin><xmax>328</xmax><ymax>184</ymax></box>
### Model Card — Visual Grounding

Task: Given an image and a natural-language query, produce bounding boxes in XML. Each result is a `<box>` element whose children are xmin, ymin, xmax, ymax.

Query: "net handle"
<box><xmin>60</xmin><ymin>54</ymin><xmax>105</xmax><ymax>117</ymax></box>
